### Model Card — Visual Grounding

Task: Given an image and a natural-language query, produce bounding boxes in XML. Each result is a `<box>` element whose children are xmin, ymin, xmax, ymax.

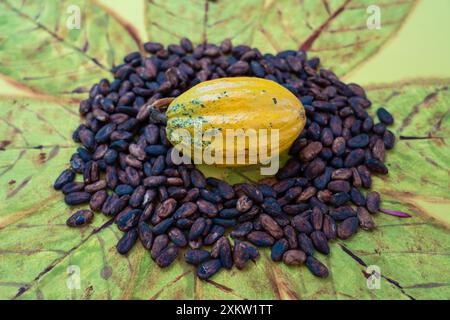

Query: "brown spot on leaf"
<box><xmin>101</xmin><ymin>266</ymin><xmax>112</xmax><ymax>280</ymax></box>
<box><xmin>322</xmin><ymin>0</ymin><xmax>331</xmax><ymax>15</ymax></box>
<box><xmin>82</xmin><ymin>39</ymin><xmax>89</xmax><ymax>53</ymax></box>
<box><xmin>82</xmin><ymin>284</ymin><xmax>94</xmax><ymax>300</ymax></box>
<box><xmin>47</xmin><ymin>145</ymin><xmax>60</xmax><ymax>162</ymax></box>
<box><xmin>36</xmin><ymin>289</ymin><xmax>44</xmax><ymax>300</ymax></box>
<box><xmin>6</xmin><ymin>175</ymin><xmax>32</xmax><ymax>199</ymax></box>
<box><xmin>0</xmin><ymin>140</ymin><xmax>12</xmax><ymax>150</ymax></box>
<box><xmin>38</xmin><ymin>152</ymin><xmax>46</xmax><ymax>164</ymax></box>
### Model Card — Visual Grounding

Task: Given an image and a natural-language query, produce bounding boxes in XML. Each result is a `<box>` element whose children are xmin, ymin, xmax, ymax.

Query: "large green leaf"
<box><xmin>1</xmin><ymin>81</ymin><xmax>449</xmax><ymax>300</ymax></box>
<box><xmin>144</xmin><ymin>0</ymin><xmax>417</xmax><ymax>76</ymax></box>
<box><xmin>0</xmin><ymin>0</ymin><xmax>417</xmax><ymax>97</ymax></box>
<box><xmin>0</xmin><ymin>0</ymin><xmax>141</xmax><ymax>97</ymax></box>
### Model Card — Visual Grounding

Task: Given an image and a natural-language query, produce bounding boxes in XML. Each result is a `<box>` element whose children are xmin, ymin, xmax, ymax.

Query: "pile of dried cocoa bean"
<box><xmin>53</xmin><ymin>38</ymin><xmax>395</xmax><ymax>279</ymax></box>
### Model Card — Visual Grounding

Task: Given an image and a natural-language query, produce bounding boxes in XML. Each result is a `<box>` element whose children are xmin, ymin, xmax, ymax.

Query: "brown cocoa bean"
<box><xmin>299</xmin><ymin>142</ymin><xmax>323</xmax><ymax>162</ymax></box>
<box><xmin>260</xmin><ymin>214</ymin><xmax>284</xmax><ymax>239</ymax></box>
<box><xmin>282</xmin><ymin>250</ymin><xmax>306</xmax><ymax>265</ymax></box>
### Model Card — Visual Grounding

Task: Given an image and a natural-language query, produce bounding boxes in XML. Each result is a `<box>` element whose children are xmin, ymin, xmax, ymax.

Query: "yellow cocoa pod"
<box><xmin>166</xmin><ymin>77</ymin><xmax>306</xmax><ymax>166</ymax></box>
